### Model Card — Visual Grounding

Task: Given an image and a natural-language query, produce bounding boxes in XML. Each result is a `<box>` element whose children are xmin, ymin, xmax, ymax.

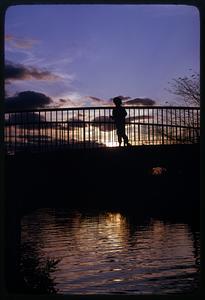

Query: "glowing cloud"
<box><xmin>5</xmin><ymin>34</ymin><xmax>39</xmax><ymax>49</ymax></box>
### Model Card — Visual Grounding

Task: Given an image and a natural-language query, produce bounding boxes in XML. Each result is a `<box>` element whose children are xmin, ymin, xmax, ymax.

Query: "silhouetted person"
<box><xmin>112</xmin><ymin>97</ymin><xmax>130</xmax><ymax>147</ymax></box>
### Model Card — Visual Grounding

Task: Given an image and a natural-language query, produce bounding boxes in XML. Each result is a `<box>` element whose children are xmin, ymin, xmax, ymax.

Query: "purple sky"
<box><xmin>5</xmin><ymin>4</ymin><xmax>200</xmax><ymax>107</ymax></box>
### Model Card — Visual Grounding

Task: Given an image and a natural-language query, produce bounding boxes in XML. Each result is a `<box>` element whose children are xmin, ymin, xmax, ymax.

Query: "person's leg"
<box><xmin>121</xmin><ymin>125</ymin><xmax>130</xmax><ymax>146</ymax></box>
<box><xmin>118</xmin><ymin>135</ymin><xmax>122</xmax><ymax>146</ymax></box>
<box><xmin>123</xmin><ymin>134</ymin><xmax>129</xmax><ymax>145</ymax></box>
<box><xmin>117</xmin><ymin>128</ymin><xmax>122</xmax><ymax>146</ymax></box>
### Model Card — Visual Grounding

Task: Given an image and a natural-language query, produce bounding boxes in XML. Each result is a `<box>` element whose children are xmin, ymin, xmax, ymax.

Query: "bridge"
<box><xmin>4</xmin><ymin>105</ymin><xmax>200</xmax><ymax>154</ymax></box>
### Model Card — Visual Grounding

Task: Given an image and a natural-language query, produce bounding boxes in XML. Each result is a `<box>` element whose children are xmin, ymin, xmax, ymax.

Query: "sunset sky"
<box><xmin>5</xmin><ymin>4</ymin><xmax>200</xmax><ymax>109</ymax></box>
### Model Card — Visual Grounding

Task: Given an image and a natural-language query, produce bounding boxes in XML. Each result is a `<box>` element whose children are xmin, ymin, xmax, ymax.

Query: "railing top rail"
<box><xmin>4</xmin><ymin>105</ymin><xmax>200</xmax><ymax>114</ymax></box>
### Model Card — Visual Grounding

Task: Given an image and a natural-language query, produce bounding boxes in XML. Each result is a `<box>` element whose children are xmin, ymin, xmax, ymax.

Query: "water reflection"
<box><xmin>21</xmin><ymin>209</ymin><xmax>200</xmax><ymax>294</ymax></box>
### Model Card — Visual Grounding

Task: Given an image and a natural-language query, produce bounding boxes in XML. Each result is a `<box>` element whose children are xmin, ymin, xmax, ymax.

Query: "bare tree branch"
<box><xmin>166</xmin><ymin>72</ymin><xmax>200</xmax><ymax>106</ymax></box>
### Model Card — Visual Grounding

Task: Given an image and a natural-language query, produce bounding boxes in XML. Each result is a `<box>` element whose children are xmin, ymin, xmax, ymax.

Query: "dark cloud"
<box><xmin>88</xmin><ymin>96</ymin><xmax>104</xmax><ymax>102</ymax></box>
<box><xmin>5</xmin><ymin>112</ymin><xmax>45</xmax><ymax>129</ymax></box>
<box><xmin>91</xmin><ymin>116</ymin><xmax>114</xmax><ymax>132</ymax></box>
<box><xmin>5</xmin><ymin>112</ymin><xmax>66</xmax><ymax>130</ymax></box>
<box><xmin>83</xmin><ymin>96</ymin><xmax>109</xmax><ymax>106</ymax></box>
<box><xmin>5</xmin><ymin>91</ymin><xmax>53</xmax><ymax>111</ymax></box>
<box><xmin>67</xmin><ymin>118</ymin><xmax>87</xmax><ymax>128</ymax></box>
<box><xmin>59</xmin><ymin>99</ymin><xmax>68</xmax><ymax>104</ymax></box>
<box><xmin>126</xmin><ymin>115</ymin><xmax>154</xmax><ymax>123</ymax></box>
<box><xmin>5</xmin><ymin>61</ymin><xmax>60</xmax><ymax>81</ymax></box>
<box><xmin>90</xmin><ymin>115</ymin><xmax>154</xmax><ymax>132</ymax></box>
<box><xmin>125</xmin><ymin>98</ymin><xmax>156</xmax><ymax>106</ymax></box>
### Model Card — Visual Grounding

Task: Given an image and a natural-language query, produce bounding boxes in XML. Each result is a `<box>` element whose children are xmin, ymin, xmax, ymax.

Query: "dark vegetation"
<box><xmin>18</xmin><ymin>241</ymin><xmax>60</xmax><ymax>294</ymax></box>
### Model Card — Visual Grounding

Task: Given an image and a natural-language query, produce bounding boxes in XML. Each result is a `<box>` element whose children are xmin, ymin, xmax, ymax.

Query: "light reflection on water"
<box><xmin>21</xmin><ymin>209</ymin><xmax>200</xmax><ymax>295</ymax></box>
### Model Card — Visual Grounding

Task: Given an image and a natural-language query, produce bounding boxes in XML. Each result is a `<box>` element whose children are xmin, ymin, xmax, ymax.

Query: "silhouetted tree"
<box><xmin>162</xmin><ymin>71</ymin><xmax>200</xmax><ymax>143</ymax></box>
<box><xmin>167</xmin><ymin>71</ymin><xmax>200</xmax><ymax>106</ymax></box>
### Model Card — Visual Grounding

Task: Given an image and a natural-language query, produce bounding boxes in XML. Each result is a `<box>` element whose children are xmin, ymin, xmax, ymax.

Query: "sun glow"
<box><xmin>104</xmin><ymin>141</ymin><xmax>118</xmax><ymax>147</ymax></box>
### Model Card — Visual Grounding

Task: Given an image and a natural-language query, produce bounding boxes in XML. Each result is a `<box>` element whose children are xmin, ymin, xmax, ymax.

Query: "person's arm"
<box><xmin>123</xmin><ymin>108</ymin><xmax>127</xmax><ymax>117</ymax></box>
<box><xmin>112</xmin><ymin>109</ymin><xmax>116</xmax><ymax>120</ymax></box>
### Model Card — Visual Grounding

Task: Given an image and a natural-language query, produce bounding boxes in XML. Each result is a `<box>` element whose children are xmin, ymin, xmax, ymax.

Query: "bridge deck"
<box><xmin>5</xmin><ymin>144</ymin><xmax>200</xmax><ymax>217</ymax></box>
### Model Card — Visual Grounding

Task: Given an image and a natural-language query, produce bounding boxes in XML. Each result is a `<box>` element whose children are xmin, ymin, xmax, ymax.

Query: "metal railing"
<box><xmin>4</xmin><ymin>106</ymin><xmax>200</xmax><ymax>154</ymax></box>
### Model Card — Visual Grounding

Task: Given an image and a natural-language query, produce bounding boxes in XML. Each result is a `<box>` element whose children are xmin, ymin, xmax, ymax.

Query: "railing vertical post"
<box><xmin>26</xmin><ymin>112</ymin><xmax>29</xmax><ymax>151</ymax></box>
<box><xmin>55</xmin><ymin>110</ymin><xmax>58</xmax><ymax>149</ymax></box>
<box><xmin>93</xmin><ymin>108</ymin><xmax>96</xmax><ymax>147</ymax></box>
<box><xmin>83</xmin><ymin>109</ymin><xmax>86</xmax><ymax>149</ymax></box>
<box><xmin>134</xmin><ymin>108</ymin><xmax>136</xmax><ymax>145</ymax></box>
<box><xmin>21</xmin><ymin>112</ymin><xmax>23</xmax><ymax>151</ymax></box>
<box><xmin>98</xmin><ymin>109</ymin><xmax>101</xmax><ymax>148</ymax></box>
<box><xmin>188</xmin><ymin>108</ymin><xmax>191</xmax><ymax>143</ymax></box>
<box><xmin>128</xmin><ymin>108</ymin><xmax>130</xmax><ymax>144</ymax></box>
<box><xmin>197</xmin><ymin>108</ymin><xmax>200</xmax><ymax>142</ymax></box>
<box><xmin>156</xmin><ymin>108</ymin><xmax>159</xmax><ymax>144</ymax></box>
<box><xmin>175</xmin><ymin>109</ymin><xmax>178</xmax><ymax>143</ymax></box>
<box><xmin>72</xmin><ymin>110</ymin><xmax>74</xmax><ymax>148</ymax></box>
<box><xmin>191</xmin><ymin>109</ymin><xmax>194</xmax><ymax>143</ymax></box>
<box><xmin>7</xmin><ymin>114</ymin><xmax>9</xmax><ymax>151</ymax></box>
<box><xmin>67</xmin><ymin>110</ymin><xmax>69</xmax><ymax>148</ymax></box>
<box><xmin>45</xmin><ymin>111</ymin><xmax>47</xmax><ymax>151</ymax></box>
<box><xmin>179</xmin><ymin>109</ymin><xmax>182</xmax><ymax>143</ymax></box>
<box><xmin>88</xmin><ymin>109</ymin><xmax>91</xmax><ymax>145</ymax></box>
<box><xmin>152</xmin><ymin>108</ymin><xmax>154</xmax><ymax>145</ymax></box>
<box><xmin>165</xmin><ymin>108</ymin><xmax>168</xmax><ymax>144</ymax></box>
<box><xmin>161</xmin><ymin>109</ymin><xmax>164</xmax><ymax>144</ymax></box>
<box><xmin>77</xmin><ymin>110</ymin><xmax>79</xmax><ymax>147</ymax></box>
<box><xmin>147</xmin><ymin>108</ymin><xmax>150</xmax><ymax>144</ymax></box>
<box><xmin>104</xmin><ymin>108</ymin><xmax>106</xmax><ymax>145</ymax></box>
<box><xmin>50</xmin><ymin>111</ymin><xmax>52</xmax><ymax>151</ymax></box>
<box><xmin>9</xmin><ymin>113</ymin><xmax>11</xmax><ymax>152</ymax></box>
<box><xmin>31</xmin><ymin>112</ymin><xmax>33</xmax><ymax>151</ymax></box>
<box><xmin>60</xmin><ymin>110</ymin><xmax>64</xmax><ymax>148</ymax></box>
<box><xmin>14</xmin><ymin>113</ymin><xmax>17</xmax><ymax>153</ymax></box>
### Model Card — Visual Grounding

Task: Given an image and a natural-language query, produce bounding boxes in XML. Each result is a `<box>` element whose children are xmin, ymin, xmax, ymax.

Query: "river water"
<box><xmin>21</xmin><ymin>208</ymin><xmax>200</xmax><ymax>295</ymax></box>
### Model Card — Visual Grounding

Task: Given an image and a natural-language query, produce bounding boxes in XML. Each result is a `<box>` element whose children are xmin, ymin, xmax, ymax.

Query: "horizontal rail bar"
<box><xmin>6</xmin><ymin>121</ymin><xmax>200</xmax><ymax>130</ymax></box>
<box><xmin>5</xmin><ymin>105</ymin><xmax>200</xmax><ymax>114</ymax></box>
